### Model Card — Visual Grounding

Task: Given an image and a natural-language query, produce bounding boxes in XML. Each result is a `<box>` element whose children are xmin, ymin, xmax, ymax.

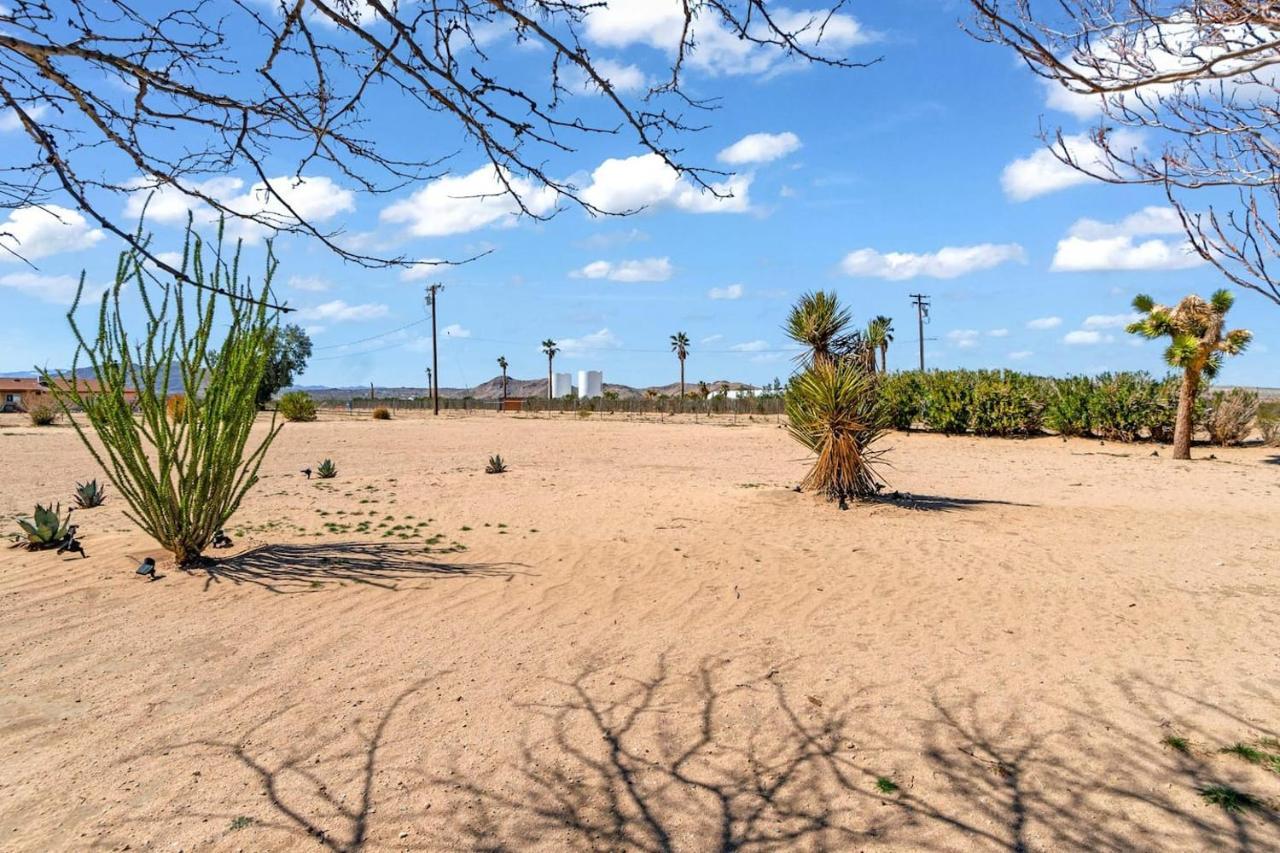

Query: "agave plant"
<box><xmin>784</xmin><ymin>358</ymin><xmax>887</xmax><ymax>506</ymax></box>
<box><xmin>73</xmin><ymin>479</ymin><xmax>107</xmax><ymax>509</ymax></box>
<box><xmin>316</xmin><ymin>459</ymin><xmax>338</xmax><ymax>479</ymax></box>
<box><xmin>485</xmin><ymin>454</ymin><xmax>508</xmax><ymax>474</ymax></box>
<box><xmin>13</xmin><ymin>503</ymin><xmax>74</xmax><ymax>550</ymax></box>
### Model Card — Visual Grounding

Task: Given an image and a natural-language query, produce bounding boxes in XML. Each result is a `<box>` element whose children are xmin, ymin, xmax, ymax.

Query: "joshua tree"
<box><xmin>785</xmin><ymin>291</ymin><xmax>854</xmax><ymax>365</ymax></box>
<box><xmin>867</xmin><ymin>316</ymin><xmax>894</xmax><ymax>373</ymax></box>
<box><xmin>541</xmin><ymin>339</ymin><xmax>558</xmax><ymax>401</ymax></box>
<box><xmin>670</xmin><ymin>332</ymin><xmax>690</xmax><ymax>409</ymax></box>
<box><xmin>497</xmin><ymin>356</ymin><xmax>509</xmax><ymax>402</ymax></box>
<box><xmin>1127</xmin><ymin>290</ymin><xmax>1252</xmax><ymax>460</ymax></box>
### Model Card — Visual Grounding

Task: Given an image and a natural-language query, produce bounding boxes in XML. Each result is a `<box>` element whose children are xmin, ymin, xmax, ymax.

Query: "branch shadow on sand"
<box><xmin>192</xmin><ymin>541</ymin><xmax>527</xmax><ymax>593</ymax></box>
<box><xmin>433</xmin><ymin>662</ymin><xmax>1279</xmax><ymax>852</ymax></box>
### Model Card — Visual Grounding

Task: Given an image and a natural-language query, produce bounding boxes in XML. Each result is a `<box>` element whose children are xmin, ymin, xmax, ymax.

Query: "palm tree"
<box><xmin>496</xmin><ymin>355</ymin><xmax>509</xmax><ymax>402</ymax></box>
<box><xmin>867</xmin><ymin>315</ymin><xmax>894</xmax><ymax>372</ymax></box>
<box><xmin>541</xmin><ymin>339</ymin><xmax>558</xmax><ymax>401</ymax></box>
<box><xmin>670</xmin><ymin>331</ymin><xmax>689</xmax><ymax>409</ymax></box>
<box><xmin>784</xmin><ymin>290</ymin><xmax>852</xmax><ymax>365</ymax></box>
<box><xmin>1127</xmin><ymin>290</ymin><xmax>1251</xmax><ymax>460</ymax></box>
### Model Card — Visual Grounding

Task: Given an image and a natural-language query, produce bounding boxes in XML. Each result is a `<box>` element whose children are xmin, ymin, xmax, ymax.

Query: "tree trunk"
<box><xmin>1173</xmin><ymin>368</ymin><xmax>1199</xmax><ymax>460</ymax></box>
<box><xmin>880</xmin><ymin>344</ymin><xmax>887</xmax><ymax>373</ymax></box>
<box><xmin>679</xmin><ymin>361</ymin><xmax>685</xmax><ymax>412</ymax></box>
<box><xmin>547</xmin><ymin>359</ymin><xmax>553</xmax><ymax>401</ymax></box>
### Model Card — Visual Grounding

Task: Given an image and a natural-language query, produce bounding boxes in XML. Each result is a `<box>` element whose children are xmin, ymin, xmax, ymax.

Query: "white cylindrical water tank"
<box><xmin>552</xmin><ymin>372</ymin><xmax>573</xmax><ymax>397</ymax></box>
<box><xmin>582</xmin><ymin>370</ymin><xmax>603</xmax><ymax>398</ymax></box>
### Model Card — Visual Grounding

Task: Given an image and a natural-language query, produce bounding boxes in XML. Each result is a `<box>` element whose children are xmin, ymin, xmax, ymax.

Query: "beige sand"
<box><xmin>1</xmin><ymin>411</ymin><xmax>1278</xmax><ymax>851</ymax></box>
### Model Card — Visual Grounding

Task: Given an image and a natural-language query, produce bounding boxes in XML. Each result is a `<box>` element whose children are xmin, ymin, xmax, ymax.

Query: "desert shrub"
<box><xmin>576</xmin><ymin>408</ymin><xmax>592</xmax><ymax>419</ymax></box>
<box><xmin>921</xmin><ymin>370</ymin><xmax>974</xmax><ymax>434</ymax></box>
<box><xmin>371</xmin><ymin>406</ymin><xmax>391</xmax><ymax>420</ymax></box>
<box><xmin>11</xmin><ymin>502</ymin><xmax>73</xmax><ymax>549</ymax></box>
<box><xmin>316</xmin><ymin>458</ymin><xmax>338</xmax><ymax>479</ymax></box>
<box><xmin>44</xmin><ymin>225</ymin><xmax>282</xmax><ymax>566</ymax></box>
<box><xmin>878</xmin><ymin>371</ymin><xmax>926</xmax><ymax>431</ymax></box>
<box><xmin>1204</xmin><ymin>388</ymin><xmax>1259</xmax><ymax>446</ymax></box>
<box><xmin>166</xmin><ymin>393</ymin><xmax>187</xmax><ymax>422</ymax></box>
<box><xmin>970</xmin><ymin>372</ymin><xmax>1043</xmax><ymax>437</ymax></box>
<box><xmin>73</xmin><ymin>479</ymin><xmax>107</xmax><ymax>508</ymax></box>
<box><xmin>1043</xmin><ymin>376</ymin><xmax>1094</xmax><ymax>437</ymax></box>
<box><xmin>485</xmin><ymin>454</ymin><xmax>508</xmax><ymax>474</ymax></box>
<box><xmin>277</xmin><ymin>391</ymin><xmax>317</xmax><ymax>422</ymax></box>
<box><xmin>28</xmin><ymin>402</ymin><xmax>58</xmax><ymax>426</ymax></box>
<box><xmin>1260</xmin><ymin>414</ymin><xmax>1280</xmax><ymax>447</ymax></box>
<box><xmin>1087</xmin><ymin>372</ymin><xmax>1162</xmax><ymax>442</ymax></box>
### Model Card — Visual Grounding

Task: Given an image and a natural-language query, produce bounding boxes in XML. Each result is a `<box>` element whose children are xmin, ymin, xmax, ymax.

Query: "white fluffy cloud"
<box><xmin>288</xmin><ymin>275</ymin><xmax>331</xmax><ymax>292</ymax></box>
<box><xmin>580</xmin><ymin>2</ymin><xmax>871</xmax><ymax>76</ymax></box>
<box><xmin>1027</xmin><ymin>316</ymin><xmax>1062</xmax><ymax>330</ymax></box>
<box><xmin>382</xmin><ymin>165</ymin><xmax>558</xmax><ymax>237</ymax></box>
<box><xmin>730</xmin><ymin>339</ymin><xmax>770</xmax><ymax>352</ymax></box>
<box><xmin>1008</xmin><ymin>350</ymin><xmax>1034</xmax><ymax>361</ymax></box>
<box><xmin>441</xmin><ymin>323</ymin><xmax>471</xmax><ymax>338</ymax></box>
<box><xmin>1063</xmin><ymin>330</ymin><xmax>1112</xmax><ymax>345</ymax></box>
<box><xmin>708</xmin><ymin>283</ymin><xmax>744</xmax><ymax>300</ymax></box>
<box><xmin>988</xmin><ymin>328</ymin><xmax>1010</xmax><ymax>338</ymax></box>
<box><xmin>1051</xmin><ymin>206</ymin><xmax>1204</xmax><ymax>272</ymax></box>
<box><xmin>946</xmin><ymin>329</ymin><xmax>981</xmax><ymax>349</ymax></box>
<box><xmin>581</xmin><ymin>154</ymin><xmax>751</xmax><ymax>215</ymax></box>
<box><xmin>840</xmin><ymin>243</ymin><xmax>1025</xmax><ymax>280</ymax></box>
<box><xmin>1001</xmin><ymin>131</ymin><xmax>1142</xmax><ymax>201</ymax></box>
<box><xmin>1084</xmin><ymin>313</ymin><xmax>1140</xmax><ymax>329</ymax></box>
<box><xmin>717</xmin><ymin>132</ymin><xmax>801</xmax><ymax>165</ymax></box>
<box><xmin>572</xmin><ymin>257</ymin><xmax>673</xmax><ymax>282</ymax></box>
<box><xmin>300</xmin><ymin>300</ymin><xmax>390</xmax><ymax>322</ymax></box>
<box><xmin>124</xmin><ymin>175</ymin><xmax>354</xmax><ymax>241</ymax></box>
<box><xmin>0</xmin><ymin>272</ymin><xmax>88</xmax><ymax>305</ymax></box>
<box><xmin>569</xmin><ymin>58</ymin><xmax>649</xmax><ymax>94</ymax></box>
<box><xmin>558</xmin><ymin>328</ymin><xmax>621</xmax><ymax>354</ymax></box>
<box><xmin>0</xmin><ymin>205</ymin><xmax>104</xmax><ymax>262</ymax></box>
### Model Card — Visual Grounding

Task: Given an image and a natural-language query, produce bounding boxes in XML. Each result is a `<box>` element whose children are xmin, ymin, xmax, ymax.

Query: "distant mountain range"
<box><xmin>2</xmin><ymin>365</ymin><xmax>186</xmax><ymax>393</ymax></box>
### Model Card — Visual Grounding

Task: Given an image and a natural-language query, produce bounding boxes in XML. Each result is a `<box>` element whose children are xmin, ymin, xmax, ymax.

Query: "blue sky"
<box><xmin>1</xmin><ymin>0</ymin><xmax>1276</xmax><ymax>389</ymax></box>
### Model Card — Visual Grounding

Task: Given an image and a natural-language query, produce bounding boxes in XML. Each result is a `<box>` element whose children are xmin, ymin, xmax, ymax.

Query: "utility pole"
<box><xmin>909</xmin><ymin>293</ymin><xmax>931</xmax><ymax>371</ymax></box>
<box><xmin>425</xmin><ymin>284</ymin><xmax>443</xmax><ymax>416</ymax></box>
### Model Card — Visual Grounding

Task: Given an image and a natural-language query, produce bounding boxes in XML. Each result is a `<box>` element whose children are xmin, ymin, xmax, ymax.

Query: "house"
<box><xmin>0</xmin><ymin>377</ymin><xmax>139</xmax><ymax>412</ymax></box>
<box><xmin>0</xmin><ymin>378</ymin><xmax>48</xmax><ymax>413</ymax></box>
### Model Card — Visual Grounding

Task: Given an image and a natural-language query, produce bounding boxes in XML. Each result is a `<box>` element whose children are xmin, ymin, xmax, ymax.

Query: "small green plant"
<box><xmin>277</xmin><ymin>391</ymin><xmax>318</xmax><ymax>422</ymax></box>
<box><xmin>316</xmin><ymin>459</ymin><xmax>338</xmax><ymax>479</ymax></box>
<box><xmin>1221</xmin><ymin>742</ymin><xmax>1280</xmax><ymax>773</ymax></box>
<box><xmin>73</xmin><ymin>479</ymin><xmax>107</xmax><ymax>509</ymax></box>
<box><xmin>1044</xmin><ymin>376</ymin><xmax>1094</xmax><ymax>437</ymax></box>
<box><xmin>28</xmin><ymin>402</ymin><xmax>58</xmax><ymax>426</ymax></box>
<box><xmin>1161</xmin><ymin>734</ymin><xmax>1190</xmax><ymax>753</ymax></box>
<box><xmin>229</xmin><ymin>815</ymin><xmax>253</xmax><ymax>831</ymax></box>
<box><xmin>875</xmin><ymin>777</ymin><xmax>899</xmax><ymax>795</ymax></box>
<box><xmin>372</xmin><ymin>406</ymin><xmax>391</xmax><ymax>420</ymax></box>
<box><xmin>1199</xmin><ymin>784</ymin><xmax>1262</xmax><ymax>813</ymax></box>
<box><xmin>12</xmin><ymin>503</ymin><xmax>73</xmax><ymax>549</ymax></box>
<box><xmin>485</xmin><ymin>454</ymin><xmax>508</xmax><ymax>474</ymax></box>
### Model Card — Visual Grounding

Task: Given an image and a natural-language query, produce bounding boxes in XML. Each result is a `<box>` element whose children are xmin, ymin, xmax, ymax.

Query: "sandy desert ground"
<box><xmin>1</xmin><ymin>410</ymin><xmax>1278</xmax><ymax>852</ymax></box>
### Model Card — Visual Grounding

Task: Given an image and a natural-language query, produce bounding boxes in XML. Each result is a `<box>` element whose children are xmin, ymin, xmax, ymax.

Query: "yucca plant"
<box><xmin>73</xmin><ymin>479</ymin><xmax>107</xmax><ymax>509</ymax></box>
<box><xmin>42</xmin><ymin>222</ymin><xmax>282</xmax><ymax>566</ymax></box>
<box><xmin>316</xmin><ymin>459</ymin><xmax>338</xmax><ymax>479</ymax></box>
<box><xmin>785</xmin><ymin>358</ymin><xmax>887</xmax><ymax>505</ymax></box>
<box><xmin>784</xmin><ymin>290</ymin><xmax>854</xmax><ymax>365</ymax></box>
<box><xmin>485</xmin><ymin>454</ymin><xmax>508</xmax><ymax>474</ymax></box>
<box><xmin>12</xmin><ymin>503</ymin><xmax>73</xmax><ymax>550</ymax></box>
<box><xmin>277</xmin><ymin>391</ymin><xmax>317</xmax><ymax>422</ymax></box>
<box><xmin>1127</xmin><ymin>290</ymin><xmax>1251</xmax><ymax>459</ymax></box>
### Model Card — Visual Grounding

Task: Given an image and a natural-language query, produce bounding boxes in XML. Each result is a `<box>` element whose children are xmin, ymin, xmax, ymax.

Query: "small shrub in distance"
<box><xmin>970</xmin><ymin>373</ymin><xmax>1042</xmax><ymax>437</ymax></box>
<box><xmin>1044</xmin><ymin>376</ymin><xmax>1093</xmax><ymax>437</ymax></box>
<box><xmin>1088</xmin><ymin>372</ymin><xmax>1159</xmax><ymax>442</ymax></box>
<box><xmin>277</xmin><ymin>391</ymin><xmax>318</xmax><ymax>422</ymax></box>
<box><xmin>316</xmin><ymin>459</ymin><xmax>338</xmax><ymax>479</ymax></box>
<box><xmin>1204</xmin><ymin>388</ymin><xmax>1259</xmax><ymax>446</ymax></box>
<box><xmin>166</xmin><ymin>393</ymin><xmax>188</xmax><ymax>422</ymax></box>
<box><xmin>73</xmin><ymin>479</ymin><xmax>107</xmax><ymax>508</ymax></box>
<box><xmin>921</xmin><ymin>370</ymin><xmax>973</xmax><ymax>434</ymax></box>
<box><xmin>878</xmin><ymin>371</ymin><xmax>925</xmax><ymax>431</ymax></box>
<box><xmin>485</xmin><ymin>454</ymin><xmax>508</xmax><ymax>474</ymax></box>
<box><xmin>28</xmin><ymin>402</ymin><xmax>58</xmax><ymax>426</ymax></box>
<box><xmin>1260</xmin><ymin>410</ymin><xmax>1280</xmax><ymax>447</ymax></box>
<box><xmin>372</xmin><ymin>406</ymin><xmax>391</xmax><ymax>420</ymax></box>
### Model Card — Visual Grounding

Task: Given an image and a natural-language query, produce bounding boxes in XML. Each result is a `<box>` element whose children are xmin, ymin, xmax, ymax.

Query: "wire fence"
<box><xmin>324</xmin><ymin>394</ymin><xmax>788</xmax><ymax>419</ymax></box>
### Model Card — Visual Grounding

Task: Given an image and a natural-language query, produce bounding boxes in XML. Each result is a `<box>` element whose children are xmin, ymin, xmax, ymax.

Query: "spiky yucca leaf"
<box><xmin>785</xmin><ymin>291</ymin><xmax>852</xmax><ymax>364</ymax></box>
<box><xmin>785</xmin><ymin>359</ymin><xmax>887</xmax><ymax>502</ymax></box>
<box><xmin>13</xmin><ymin>503</ymin><xmax>73</xmax><ymax>549</ymax></box>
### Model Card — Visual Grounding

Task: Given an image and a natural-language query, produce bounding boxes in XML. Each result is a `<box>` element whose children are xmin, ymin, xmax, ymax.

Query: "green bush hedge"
<box><xmin>277</xmin><ymin>391</ymin><xmax>318</xmax><ymax>422</ymax></box>
<box><xmin>877</xmin><ymin>369</ymin><xmax>1214</xmax><ymax>442</ymax></box>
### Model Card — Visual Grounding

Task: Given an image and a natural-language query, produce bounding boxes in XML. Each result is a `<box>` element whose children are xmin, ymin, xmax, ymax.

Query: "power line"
<box><xmin>312</xmin><ymin>316</ymin><xmax>430</xmax><ymax>350</ymax></box>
